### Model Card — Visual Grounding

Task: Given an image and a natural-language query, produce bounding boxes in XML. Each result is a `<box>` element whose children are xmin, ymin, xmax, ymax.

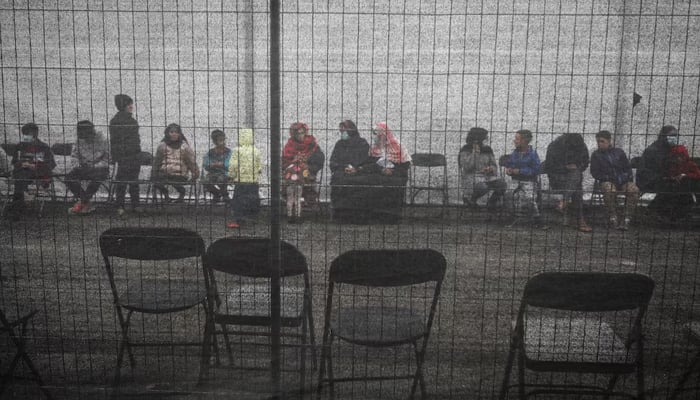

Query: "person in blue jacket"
<box><xmin>202</xmin><ymin>129</ymin><xmax>232</xmax><ymax>203</ymax></box>
<box><xmin>504</xmin><ymin>129</ymin><xmax>542</xmax><ymax>227</ymax></box>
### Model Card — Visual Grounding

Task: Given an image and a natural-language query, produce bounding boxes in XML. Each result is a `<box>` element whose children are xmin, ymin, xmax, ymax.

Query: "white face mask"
<box><xmin>667</xmin><ymin>135</ymin><xmax>679</xmax><ymax>146</ymax></box>
<box><xmin>21</xmin><ymin>134</ymin><xmax>34</xmax><ymax>142</ymax></box>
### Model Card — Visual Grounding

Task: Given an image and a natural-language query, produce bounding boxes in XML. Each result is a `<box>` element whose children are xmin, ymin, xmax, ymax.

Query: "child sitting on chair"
<box><xmin>152</xmin><ymin>123</ymin><xmax>199</xmax><ymax>203</ymax></box>
<box><xmin>504</xmin><ymin>129</ymin><xmax>543</xmax><ymax>228</ymax></box>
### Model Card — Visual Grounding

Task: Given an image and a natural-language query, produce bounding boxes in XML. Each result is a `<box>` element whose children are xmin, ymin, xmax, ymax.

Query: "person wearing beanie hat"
<box><xmin>202</xmin><ymin>129</ymin><xmax>232</xmax><ymax>203</ymax></box>
<box><xmin>225</xmin><ymin>128</ymin><xmax>262</xmax><ymax>228</ymax></box>
<box><xmin>6</xmin><ymin>123</ymin><xmax>56</xmax><ymax>219</ymax></box>
<box><xmin>458</xmin><ymin>127</ymin><xmax>506</xmax><ymax>209</ymax></box>
<box><xmin>65</xmin><ymin>120</ymin><xmax>110</xmax><ymax>215</ymax></box>
<box><xmin>109</xmin><ymin>93</ymin><xmax>141</xmax><ymax>216</ymax></box>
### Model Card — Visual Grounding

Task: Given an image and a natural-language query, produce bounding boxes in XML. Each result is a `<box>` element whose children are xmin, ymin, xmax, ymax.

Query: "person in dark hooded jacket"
<box><xmin>545</xmin><ymin>132</ymin><xmax>592</xmax><ymax>232</ymax></box>
<box><xmin>329</xmin><ymin>120</ymin><xmax>370</xmax><ymax>216</ymax></box>
<box><xmin>109</xmin><ymin>94</ymin><xmax>141</xmax><ymax>215</ymax></box>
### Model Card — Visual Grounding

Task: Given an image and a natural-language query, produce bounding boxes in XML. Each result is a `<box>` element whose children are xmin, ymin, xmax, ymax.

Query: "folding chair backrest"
<box><xmin>330</xmin><ymin>249</ymin><xmax>446</xmax><ymax>287</ymax></box>
<box><xmin>523</xmin><ymin>272</ymin><xmax>655</xmax><ymax>312</ymax></box>
<box><xmin>411</xmin><ymin>153</ymin><xmax>447</xmax><ymax>168</ymax></box>
<box><xmin>99</xmin><ymin>227</ymin><xmax>205</xmax><ymax>261</ymax></box>
<box><xmin>205</xmin><ymin>237</ymin><xmax>307</xmax><ymax>278</ymax></box>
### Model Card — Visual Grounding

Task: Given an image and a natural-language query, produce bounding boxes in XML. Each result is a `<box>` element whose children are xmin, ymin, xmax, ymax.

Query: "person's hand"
<box><xmin>505</xmin><ymin>168</ymin><xmax>513</xmax><ymax>176</ymax></box>
<box><xmin>566</xmin><ymin>163</ymin><xmax>578</xmax><ymax>171</ymax></box>
<box><xmin>482</xmin><ymin>166</ymin><xmax>493</xmax><ymax>174</ymax></box>
<box><xmin>382</xmin><ymin>168</ymin><xmax>393</xmax><ymax>176</ymax></box>
<box><xmin>672</xmin><ymin>174</ymin><xmax>685</xmax><ymax>183</ymax></box>
<box><xmin>344</xmin><ymin>165</ymin><xmax>356</xmax><ymax>174</ymax></box>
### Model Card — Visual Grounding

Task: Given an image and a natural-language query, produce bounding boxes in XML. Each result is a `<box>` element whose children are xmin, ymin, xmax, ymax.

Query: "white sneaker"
<box><xmin>116</xmin><ymin>207</ymin><xmax>126</xmax><ymax>216</ymax></box>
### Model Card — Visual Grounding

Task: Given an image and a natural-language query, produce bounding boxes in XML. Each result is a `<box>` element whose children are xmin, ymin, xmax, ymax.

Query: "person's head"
<box><xmin>339</xmin><ymin>120</ymin><xmax>359</xmax><ymax>140</ymax></box>
<box><xmin>660</xmin><ymin>125</ymin><xmax>679</xmax><ymax>145</ymax></box>
<box><xmin>238</xmin><ymin>128</ymin><xmax>254</xmax><ymax>146</ymax></box>
<box><xmin>595</xmin><ymin>130</ymin><xmax>612</xmax><ymax>151</ymax></box>
<box><xmin>211</xmin><ymin>129</ymin><xmax>226</xmax><ymax>148</ymax></box>
<box><xmin>466</xmin><ymin>127</ymin><xmax>488</xmax><ymax>147</ymax></box>
<box><xmin>372</xmin><ymin>122</ymin><xmax>390</xmax><ymax>145</ymax></box>
<box><xmin>289</xmin><ymin>122</ymin><xmax>308</xmax><ymax>142</ymax></box>
<box><xmin>77</xmin><ymin>120</ymin><xmax>96</xmax><ymax>141</ymax></box>
<box><xmin>21</xmin><ymin>122</ymin><xmax>39</xmax><ymax>142</ymax></box>
<box><xmin>164</xmin><ymin>123</ymin><xmax>183</xmax><ymax>144</ymax></box>
<box><xmin>514</xmin><ymin>129</ymin><xmax>532</xmax><ymax>150</ymax></box>
<box><xmin>114</xmin><ymin>94</ymin><xmax>134</xmax><ymax>113</ymax></box>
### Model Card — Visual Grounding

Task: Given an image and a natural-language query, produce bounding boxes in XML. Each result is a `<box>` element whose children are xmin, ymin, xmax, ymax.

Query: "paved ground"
<box><xmin>1</xmin><ymin>199</ymin><xmax>700</xmax><ymax>399</ymax></box>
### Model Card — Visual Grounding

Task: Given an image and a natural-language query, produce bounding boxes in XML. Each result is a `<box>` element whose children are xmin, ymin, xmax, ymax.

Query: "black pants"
<box><xmin>152</xmin><ymin>174</ymin><xmax>189</xmax><ymax>199</ymax></box>
<box><xmin>230</xmin><ymin>183</ymin><xmax>260</xmax><ymax>222</ymax></box>
<box><xmin>648</xmin><ymin>178</ymin><xmax>700</xmax><ymax>218</ymax></box>
<box><xmin>549</xmin><ymin>171</ymin><xmax>585</xmax><ymax>220</ymax></box>
<box><xmin>65</xmin><ymin>166</ymin><xmax>109</xmax><ymax>203</ymax></box>
<box><xmin>114</xmin><ymin>158</ymin><xmax>141</xmax><ymax>208</ymax></box>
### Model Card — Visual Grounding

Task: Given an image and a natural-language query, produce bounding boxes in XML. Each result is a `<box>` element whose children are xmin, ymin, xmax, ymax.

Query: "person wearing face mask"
<box><xmin>328</xmin><ymin>120</ymin><xmax>370</xmax><ymax>219</ymax></box>
<box><xmin>7</xmin><ymin>122</ymin><xmax>56</xmax><ymax>219</ymax></box>
<box><xmin>65</xmin><ymin>120</ymin><xmax>110</xmax><ymax>215</ymax></box>
<box><xmin>636</xmin><ymin>125</ymin><xmax>682</xmax><ymax>215</ymax></box>
<box><xmin>458</xmin><ymin>127</ymin><xmax>506</xmax><ymax>210</ymax></box>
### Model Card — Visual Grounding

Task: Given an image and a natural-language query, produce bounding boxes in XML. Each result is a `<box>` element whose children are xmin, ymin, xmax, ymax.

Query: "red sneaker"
<box><xmin>68</xmin><ymin>201</ymin><xmax>83</xmax><ymax>214</ymax></box>
<box><xmin>226</xmin><ymin>222</ymin><xmax>240</xmax><ymax>229</ymax></box>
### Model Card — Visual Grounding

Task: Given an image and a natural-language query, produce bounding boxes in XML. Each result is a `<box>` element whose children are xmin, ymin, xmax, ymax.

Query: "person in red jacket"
<box><xmin>657</xmin><ymin>145</ymin><xmax>700</xmax><ymax>219</ymax></box>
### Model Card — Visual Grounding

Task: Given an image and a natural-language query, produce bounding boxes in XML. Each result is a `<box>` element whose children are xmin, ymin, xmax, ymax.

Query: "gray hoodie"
<box><xmin>71</xmin><ymin>131</ymin><xmax>110</xmax><ymax>170</ymax></box>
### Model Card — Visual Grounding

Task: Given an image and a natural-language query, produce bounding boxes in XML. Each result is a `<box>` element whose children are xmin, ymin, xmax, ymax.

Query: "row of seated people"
<box><xmin>459</xmin><ymin>125</ymin><xmax>700</xmax><ymax>232</ymax></box>
<box><xmin>2</xmin><ymin>94</ymin><xmax>697</xmax><ymax>229</ymax></box>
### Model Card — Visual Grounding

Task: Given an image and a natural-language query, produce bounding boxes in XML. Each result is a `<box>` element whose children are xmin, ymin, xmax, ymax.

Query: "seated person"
<box><xmin>331</xmin><ymin>122</ymin><xmax>410</xmax><ymax>223</ymax></box>
<box><xmin>226</xmin><ymin>128</ymin><xmax>261</xmax><ymax>229</ymax></box>
<box><xmin>653</xmin><ymin>144</ymin><xmax>700</xmax><ymax>220</ymax></box>
<box><xmin>329</xmin><ymin>120</ymin><xmax>370</xmax><ymax>210</ymax></box>
<box><xmin>504</xmin><ymin>129</ymin><xmax>542</xmax><ymax>227</ymax></box>
<box><xmin>282</xmin><ymin>122</ymin><xmax>324</xmax><ymax>222</ymax></box>
<box><xmin>458</xmin><ymin>127</ymin><xmax>506</xmax><ymax>209</ymax></box>
<box><xmin>545</xmin><ymin>132</ymin><xmax>592</xmax><ymax>232</ymax></box>
<box><xmin>65</xmin><ymin>120</ymin><xmax>110</xmax><ymax>215</ymax></box>
<box><xmin>7</xmin><ymin>122</ymin><xmax>56</xmax><ymax>219</ymax></box>
<box><xmin>202</xmin><ymin>129</ymin><xmax>232</xmax><ymax>203</ymax></box>
<box><xmin>151</xmin><ymin>123</ymin><xmax>199</xmax><ymax>203</ymax></box>
<box><xmin>590</xmin><ymin>130</ymin><xmax>638</xmax><ymax>230</ymax></box>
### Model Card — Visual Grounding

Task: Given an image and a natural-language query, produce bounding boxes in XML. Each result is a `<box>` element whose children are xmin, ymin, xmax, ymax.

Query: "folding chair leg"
<box><xmin>499</xmin><ymin>334</ymin><xmax>518</xmax><ymax>400</ymax></box>
<box><xmin>604</xmin><ymin>374</ymin><xmax>619</xmax><ymax>399</ymax></box>
<box><xmin>670</xmin><ymin>350</ymin><xmax>700</xmax><ymax>400</ymax></box>
<box><xmin>410</xmin><ymin>340</ymin><xmax>427</xmax><ymax>400</ymax></box>
<box><xmin>198</xmin><ymin>304</ymin><xmax>213</xmax><ymax>386</ymax></box>
<box><xmin>305</xmin><ymin>291</ymin><xmax>317</xmax><ymax>369</ymax></box>
<box><xmin>517</xmin><ymin>341</ymin><xmax>526</xmax><ymax>400</ymax></box>
<box><xmin>300</xmin><ymin>314</ymin><xmax>307</xmax><ymax>391</ymax></box>
<box><xmin>220</xmin><ymin>324</ymin><xmax>235</xmax><ymax>366</ymax></box>
<box><xmin>327</xmin><ymin>335</ymin><xmax>335</xmax><ymax>400</ymax></box>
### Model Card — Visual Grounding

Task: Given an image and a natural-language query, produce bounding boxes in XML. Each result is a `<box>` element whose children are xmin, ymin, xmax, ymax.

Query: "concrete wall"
<box><xmin>1</xmin><ymin>0</ymin><xmax>698</xmax><ymax>199</ymax></box>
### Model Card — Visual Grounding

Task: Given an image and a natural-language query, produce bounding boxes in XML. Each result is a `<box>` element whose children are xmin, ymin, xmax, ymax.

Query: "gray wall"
<box><xmin>1</xmin><ymin>0</ymin><xmax>699</xmax><ymax>198</ymax></box>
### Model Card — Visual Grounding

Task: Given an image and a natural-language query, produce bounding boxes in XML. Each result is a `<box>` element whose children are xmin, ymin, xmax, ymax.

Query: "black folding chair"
<box><xmin>409</xmin><ymin>153</ymin><xmax>449</xmax><ymax>209</ymax></box>
<box><xmin>99</xmin><ymin>227</ymin><xmax>211</xmax><ymax>388</ymax></box>
<box><xmin>499</xmin><ymin>271</ymin><xmax>655</xmax><ymax>400</ymax></box>
<box><xmin>317</xmin><ymin>249</ymin><xmax>446</xmax><ymax>400</ymax></box>
<box><xmin>202</xmin><ymin>237</ymin><xmax>315</xmax><ymax>389</ymax></box>
<box><xmin>0</xmin><ymin>309</ymin><xmax>52</xmax><ymax>399</ymax></box>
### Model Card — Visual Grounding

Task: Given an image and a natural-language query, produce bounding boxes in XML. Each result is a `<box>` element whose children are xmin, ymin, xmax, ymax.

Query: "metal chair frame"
<box><xmin>499</xmin><ymin>271</ymin><xmax>655</xmax><ymax>400</ymax></box>
<box><xmin>202</xmin><ymin>237</ymin><xmax>315</xmax><ymax>389</ymax></box>
<box><xmin>98</xmin><ymin>227</ymin><xmax>211</xmax><ymax>389</ymax></box>
<box><xmin>317</xmin><ymin>249</ymin><xmax>446</xmax><ymax>400</ymax></box>
<box><xmin>409</xmin><ymin>153</ymin><xmax>449</xmax><ymax>208</ymax></box>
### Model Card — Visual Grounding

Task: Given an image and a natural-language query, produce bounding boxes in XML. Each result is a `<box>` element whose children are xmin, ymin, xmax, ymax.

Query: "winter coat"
<box><xmin>109</xmin><ymin>110</ymin><xmax>141</xmax><ymax>162</ymax></box>
<box><xmin>153</xmin><ymin>141</ymin><xmax>199</xmax><ymax>179</ymax></box>
<box><xmin>636</xmin><ymin>138</ymin><xmax>671</xmax><ymax>191</ymax></box>
<box><xmin>458</xmin><ymin>144</ymin><xmax>500</xmax><ymax>180</ymax></box>
<box><xmin>228</xmin><ymin>128</ymin><xmax>261</xmax><ymax>183</ymax></box>
<box><xmin>203</xmin><ymin>147</ymin><xmax>232</xmax><ymax>175</ymax></box>
<box><xmin>544</xmin><ymin>133</ymin><xmax>589</xmax><ymax>174</ymax></box>
<box><xmin>590</xmin><ymin>147</ymin><xmax>633</xmax><ymax>186</ymax></box>
<box><xmin>329</xmin><ymin>136</ymin><xmax>370</xmax><ymax>183</ymax></box>
<box><xmin>505</xmin><ymin>146</ymin><xmax>541</xmax><ymax>181</ymax></box>
<box><xmin>0</xmin><ymin>145</ymin><xmax>8</xmax><ymax>175</ymax></box>
<box><xmin>12</xmin><ymin>139</ymin><xmax>56</xmax><ymax>176</ymax></box>
<box><xmin>70</xmin><ymin>131</ymin><xmax>110</xmax><ymax>170</ymax></box>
